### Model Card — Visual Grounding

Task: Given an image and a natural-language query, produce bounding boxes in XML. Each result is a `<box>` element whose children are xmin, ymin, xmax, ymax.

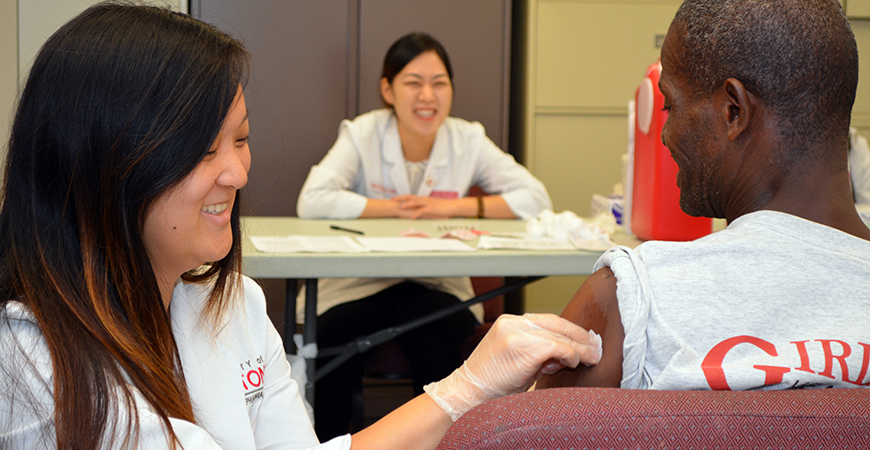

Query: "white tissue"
<box><xmin>526</xmin><ymin>210</ymin><xmax>615</xmax><ymax>246</ymax></box>
<box><xmin>292</xmin><ymin>333</ymin><xmax>318</xmax><ymax>359</ymax></box>
<box><xmin>585</xmin><ymin>329</ymin><xmax>603</xmax><ymax>367</ymax></box>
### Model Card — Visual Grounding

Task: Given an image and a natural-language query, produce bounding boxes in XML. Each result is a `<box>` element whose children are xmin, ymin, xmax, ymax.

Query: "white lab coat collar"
<box><xmin>382</xmin><ymin>116</ymin><xmax>410</xmax><ymax>195</ymax></box>
<box><xmin>381</xmin><ymin>114</ymin><xmax>452</xmax><ymax>196</ymax></box>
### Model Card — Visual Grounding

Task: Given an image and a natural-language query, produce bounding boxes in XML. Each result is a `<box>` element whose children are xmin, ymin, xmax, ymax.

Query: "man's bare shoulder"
<box><xmin>536</xmin><ymin>267</ymin><xmax>624</xmax><ymax>389</ymax></box>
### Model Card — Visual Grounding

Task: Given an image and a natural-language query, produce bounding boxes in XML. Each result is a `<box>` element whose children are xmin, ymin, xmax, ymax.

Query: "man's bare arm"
<box><xmin>536</xmin><ymin>267</ymin><xmax>625</xmax><ymax>388</ymax></box>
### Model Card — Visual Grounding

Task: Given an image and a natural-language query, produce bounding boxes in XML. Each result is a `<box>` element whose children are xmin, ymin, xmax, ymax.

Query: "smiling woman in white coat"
<box><xmin>296</xmin><ymin>32</ymin><xmax>553</xmax><ymax>440</ymax></box>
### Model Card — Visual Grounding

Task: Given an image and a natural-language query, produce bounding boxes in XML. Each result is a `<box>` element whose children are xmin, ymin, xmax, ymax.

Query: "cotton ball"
<box><xmin>551</xmin><ymin>227</ymin><xmax>570</xmax><ymax>241</ymax></box>
<box><xmin>526</xmin><ymin>218</ymin><xmax>546</xmax><ymax>237</ymax></box>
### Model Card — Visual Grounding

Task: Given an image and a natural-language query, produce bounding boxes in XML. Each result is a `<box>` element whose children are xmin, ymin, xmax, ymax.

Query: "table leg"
<box><xmin>284</xmin><ymin>279</ymin><xmax>297</xmax><ymax>354</ymax></box>
<box><xmin>303</xmin><ymin>278</ymin><xmax>318</xmax><ymax>406</ymax></box>
<box><xmin>504</xmin><ymin>276</ymin><xmax>526</xmax><ymax>315</ymax></box>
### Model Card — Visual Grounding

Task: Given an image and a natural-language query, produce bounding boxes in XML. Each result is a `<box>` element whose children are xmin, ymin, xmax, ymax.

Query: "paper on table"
<box><xmin>477</xmin><ymin>235</ymin><xmax>615</xmax><ymax>251</ymax></box>
<box><xmin>250</xmin><ymin>235</ymin><xmax>369</xmax><ymax>253</ymax></box>
<box><xmin>355</xmin><ymin>237</ymin><xmax>475</xmax><ymax>252</ymax></box>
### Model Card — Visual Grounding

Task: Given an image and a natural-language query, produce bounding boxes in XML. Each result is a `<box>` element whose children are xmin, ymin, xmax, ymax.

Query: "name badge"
<box><xmin>430</xmin><ymin>190</ymin><xmax>459</xmax><ymax>199</ymax></box>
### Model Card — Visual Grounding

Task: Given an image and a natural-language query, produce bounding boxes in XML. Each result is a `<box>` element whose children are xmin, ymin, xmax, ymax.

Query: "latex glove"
<box><xmin>424</xmin><ymin>313</ymin><xmax>602</xmax><ymax>421</ymax></box>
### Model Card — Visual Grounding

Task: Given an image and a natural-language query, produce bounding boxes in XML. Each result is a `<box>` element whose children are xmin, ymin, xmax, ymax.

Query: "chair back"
<box><xmin>438</xmin><ymin>387</ymin><xmax>870</xmax><ymax>449</ymax></box>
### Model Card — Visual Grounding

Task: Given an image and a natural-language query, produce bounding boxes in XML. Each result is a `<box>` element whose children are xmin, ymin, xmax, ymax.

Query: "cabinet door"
<box><xmin>358</xmin><ymin>0</ymin><xmax>511</xmax><ymax>150</ymax></box>
<box><xmin>535</xmin><ymin>0</ymin><xmax>679</xmax><ymax>110</ymax></box>
<box><xmin>195</xmin><ymin>0</ymin><xmax>353</xmax><ymax>217</ymax></box>
<box><xmin>846</xmin><ymin>0</ymin><xmax>870</xmax><ymax>18</ymax></box>
<box><xmin>851</xmin><ymin>20</ymin><xmax>870</xmax><ymax>133</ymax></box>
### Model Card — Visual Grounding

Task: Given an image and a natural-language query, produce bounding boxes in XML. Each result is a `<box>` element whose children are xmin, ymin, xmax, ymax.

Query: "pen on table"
<box><xmin>330</xmin><ymin>224</ymin><xmax>365</xmax><ymax>235</ymax></box>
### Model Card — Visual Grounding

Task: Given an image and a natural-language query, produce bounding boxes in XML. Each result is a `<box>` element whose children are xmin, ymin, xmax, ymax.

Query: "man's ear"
<box><xmin>721</xmin><ymin>78</ymin><xmax>754</xmax><ymax>141</ymax></box>
<box><xmin>380</xmin><ymin>78</ymin><xmax>394</xmax><ymax>107</ymax></box>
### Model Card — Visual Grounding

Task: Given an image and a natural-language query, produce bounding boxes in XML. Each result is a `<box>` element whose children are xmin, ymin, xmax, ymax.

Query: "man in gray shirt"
<box><xmin>538</xmin><ymin>0</ymin><xmax>870</xmax><ymax>391</ymax></box>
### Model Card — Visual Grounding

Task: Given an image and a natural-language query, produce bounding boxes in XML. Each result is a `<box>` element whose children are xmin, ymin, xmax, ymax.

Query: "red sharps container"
<box><xmin>631</xmin><ymin>60</ymin><xmax>712</xmax><ymax>241</ymax></box>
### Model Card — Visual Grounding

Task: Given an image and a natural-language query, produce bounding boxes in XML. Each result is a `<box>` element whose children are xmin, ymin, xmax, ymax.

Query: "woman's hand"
<box><xmin>391</xmin><ymin>195</ymin><xmax>463</xmax><ymax>219</ymax></box>
<box><xmin>423</xmin><ymin>313</ymin><xmax>602</xmax><ymax>421</ymax></box>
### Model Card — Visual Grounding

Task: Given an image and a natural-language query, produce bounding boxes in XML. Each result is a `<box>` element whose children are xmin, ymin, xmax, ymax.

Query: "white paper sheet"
<box><xmin>477</xmin><ymin>236</ymin><xmax>615</xmax><ymax>251</ymax></box>
<box><xmin>250</xmin><ymin>235</ymin><xmax>369</xmax><ymax>253</ymax></box>
<box><xmin>355</xmin><ymin>237</ymin><xmax>475</xmax><ymax>252</ymax></box>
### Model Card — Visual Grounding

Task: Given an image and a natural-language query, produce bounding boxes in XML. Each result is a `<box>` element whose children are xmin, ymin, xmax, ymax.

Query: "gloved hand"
<box><xmin>424</xmin><ymin>313</ymin><xmax>602</xmax><ymax>421</ymax></box>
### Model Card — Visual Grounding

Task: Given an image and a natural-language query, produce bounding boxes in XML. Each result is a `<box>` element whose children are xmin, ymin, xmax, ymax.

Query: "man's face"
<box><xmin>659</xmin><ymin>26</ymin><xmax>729</xmax><ymax>218</ymax></box>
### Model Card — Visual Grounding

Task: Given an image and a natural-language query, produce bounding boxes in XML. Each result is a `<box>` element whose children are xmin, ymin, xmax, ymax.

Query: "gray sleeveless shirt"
<box><xmin>599</xmin><ymin>210</ymin><xmax>870</xmax><ymax>390</ymax></box>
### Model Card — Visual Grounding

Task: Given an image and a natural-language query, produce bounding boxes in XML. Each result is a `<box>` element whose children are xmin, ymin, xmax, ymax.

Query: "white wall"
<box><xmin>0</xmin><ymin>0</ymin><xmax>187</xmax><ymax>178</ymax></box>
<box><xmin>18</xmin><ymin>0</ymin><xmax>187</xmax><ymax>76</ymax></box>
<box><xmin>0</xmin><ymin>0</ymin><xmax>17</xmax><ymax>181</ymax></box>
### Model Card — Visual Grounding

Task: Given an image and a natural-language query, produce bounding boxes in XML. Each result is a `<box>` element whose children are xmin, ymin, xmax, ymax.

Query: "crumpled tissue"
<box><xmin>526</xmin><ymin>210</ymin><xmax>617</xmax><ymax>250</ymax></box>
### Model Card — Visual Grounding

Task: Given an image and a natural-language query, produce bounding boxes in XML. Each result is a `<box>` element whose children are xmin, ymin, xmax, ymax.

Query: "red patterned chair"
<box><xmin>437</xmin><ymin>387</ymin><xmax>870</xmax><ymax>449</ymax></box>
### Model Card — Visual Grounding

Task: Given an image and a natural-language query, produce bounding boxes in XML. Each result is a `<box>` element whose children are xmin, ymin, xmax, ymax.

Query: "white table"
<box><xmin>241</xmin><ymin>216</ymin><xmax>637</xmax><ymax>403</ymax></box>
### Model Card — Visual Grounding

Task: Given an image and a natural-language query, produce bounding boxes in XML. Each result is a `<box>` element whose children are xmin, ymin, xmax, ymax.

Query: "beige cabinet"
<box><xmin>851</xmin><ymin>20</ymin><xmax>870</xmax><ymax>133</ymax></box>
<box><xmin>533</xmin><ymin>2</ymin><xmax>679</xmax><ymax>111</ymax></box>
<box><xmin>846</xmin><ymin>0</ymin><xmax>870</xmax><ymax>18</ymax></box>
<box><xmin>521</xmin><ymin>0</ymin><xmax>680</xmax><ymax>314</ymax></box>
<box><xmin>523</xmin><ymin>0</ymin><xmax>680</xmax><ymax>217</ymax></box>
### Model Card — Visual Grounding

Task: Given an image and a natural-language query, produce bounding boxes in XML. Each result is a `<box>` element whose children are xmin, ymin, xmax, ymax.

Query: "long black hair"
<box><xmin>0</xmin><ymin>2</ymin><xmax>249</xmax><ymax>448</ymax></box>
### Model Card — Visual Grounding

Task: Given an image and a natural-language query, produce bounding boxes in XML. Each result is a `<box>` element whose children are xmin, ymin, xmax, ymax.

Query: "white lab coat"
<box><xmin>0</xmin><ymin>277</ymin><xmax>351</xmax><ymax>450</ymax></box>
<box><xmin>297</xmin><ymin>109</ymin><xmax>551</xmax><ymax>220</ymax></box>
<box><xmin>295</xmin><ymin>109</ymin><xmax>552</xmax><ymax>321</ymax></box>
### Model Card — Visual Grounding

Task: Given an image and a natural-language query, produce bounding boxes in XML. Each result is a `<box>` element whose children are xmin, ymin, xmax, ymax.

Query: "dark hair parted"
<box><xmin>672</xmin><ymin>0</ymin><xmax>858</xmax><ymax>156</ymax></box>
<box><xmin>0</xmin><ymin>2</ymin><xmax>249</xmax><ymax>448</ymax></box>
<box><xmin>380</xmin><ymin>32</ymin><xmax>453</xmax><ymax>106</ymax></box>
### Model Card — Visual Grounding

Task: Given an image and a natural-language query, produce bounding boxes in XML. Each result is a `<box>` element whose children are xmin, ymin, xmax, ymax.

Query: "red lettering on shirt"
<box><xmin>817</xmin><ymin>339</ymin><xmax>851</xmax><ymax>380</ymax></box>
<box><xmin>702</xmin><ymin>336</ymin><xmax>782</xmax><ymax>390</ymax></box>
<box><xmin>790</xmin><ymin>340</ymin><xmax>815</xmax><ymax>374</ymax></box>
<box><xmin>849</xmin><ymin>342</ymin><xmax>870</xmax><ymax>385</ymax></box>
<box><xmin>701</xmin><ymin>336</ymin><xmax>870</xmax><ymax>390</ymax></box>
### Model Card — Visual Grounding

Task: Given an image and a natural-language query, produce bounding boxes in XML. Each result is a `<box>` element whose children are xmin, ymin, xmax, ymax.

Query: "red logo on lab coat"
<box><xmin>430</xmin><ymin>190</ymin><xmax>458</xmax><ymax>199</ymax></box>
<box><xmin>370</xmin><ymin>182</ymin><xmax>396</xmax><ymax>196</ymax></box>
<box><xmin>241</xmin><ymin>356</ymin><xmax>266</xmax><ymax>405</ymax></box>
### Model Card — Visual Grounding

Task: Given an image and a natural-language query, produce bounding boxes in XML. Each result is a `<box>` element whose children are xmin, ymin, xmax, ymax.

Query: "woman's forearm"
<box><xmin>350</xmin><ymin>394</ymin><xmax>452</xmax><ymax>450</ymax></box>
<box><xmin>477</xmin><ymin>195</ymin><xmax>516</xmax><ymax>219</ymax></box>
<box><xmin>349</xmin><ymin>313</ymin><xmax>603</xmax><ymax>449</ymax></box>
<box><xmin>360</xmin><ymin>195</ymin><xmax>517</xmax><ymax>219</ymax></box>
<box><xmin>360</xmin><ymin>198</ymin><xmax>402</xmax><ymax>217</ymax></box>
<box><xmin>453</xmin><ymin>195</ymin><xmax>517</xmax><ymax>219</ymax></box>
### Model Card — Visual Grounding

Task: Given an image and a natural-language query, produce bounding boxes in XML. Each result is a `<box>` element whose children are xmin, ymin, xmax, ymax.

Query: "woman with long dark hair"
<box><xmin>0</xmin><ymin>3</ymin><xmax>251</xmax><ymax>448</ymax></box>
<box><xmin>0</xmin><ymin>4</ymin><xmax>600</xmax><ymax>449</ymax></box>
